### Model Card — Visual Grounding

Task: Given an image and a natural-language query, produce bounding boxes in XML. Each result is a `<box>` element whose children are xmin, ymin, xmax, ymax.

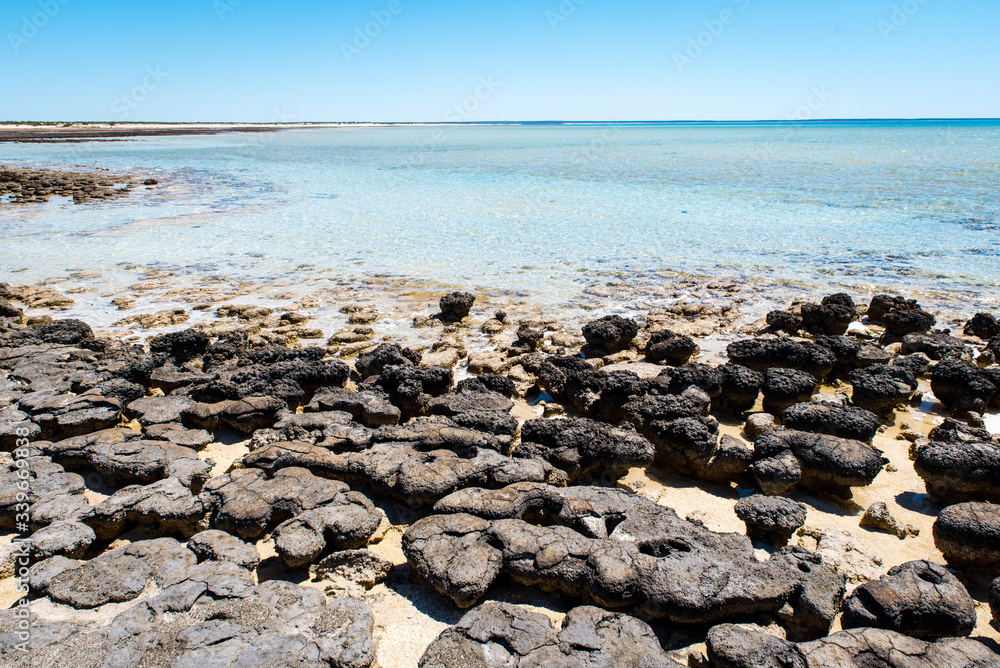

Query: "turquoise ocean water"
<box><xmin>1</xmin><ymin>120</ymin><xmax>998</xmax><ymax>317</ymax></box>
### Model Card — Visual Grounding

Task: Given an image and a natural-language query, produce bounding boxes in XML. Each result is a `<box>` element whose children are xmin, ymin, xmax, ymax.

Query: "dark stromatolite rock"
<box><xmin>0</xmin><ymin>453</ymin><xmax>90</xmax><ymax>530</ymax></box>
<box><xmin>800</xmin><ymin>301</ymin><xmax>856</xmax><ymax>336</ymax></box>
<box><xmin>372</xmin><ymin>415</ymin><xmax>509</xmax><ymax>453</ymax></box>
<box><xmin>39</xmin><ymin>427</ymin><xmax>208</xmax><ymax>487</ymax></box>
<box><xmin>581</xmin><ymin>315</ymin><xmax>639</xmax><ymax>354</ymax></box>
<box><xmin>456</xmin><ymin>374</ymin><xmax>516</xmax><ymax>397</ymax></box>
<box><xmin>782</xmin><ymin>401</ymin><xmax>881</xmax><ymax>442</ymax></box>
<box><xmin>355</xmin><ymin>342</ymin><xmax>421</xmax><ymax>377</ymax></box>
<box><xmin>190</xmin><ymin>354</ymin><xmax>349</xmax><ymax>405</ymax></box>
<box><xmin>752</xmin><ymin>428</ymin><xmax>884</xmax><ymax>497</ymax></box>
<box><xmin>243</xmin><ymin>440</ymin><xmax>556</xmax><ymax>506</ymax></box>
<box><xmin>867</xmin><ymin>294</ymin><xmax>916</xmax><ymax>322</ymax></box>
<box><xmin>372</xmin><ymin>364</ymin><xmax>453</xmax><ymax>417</ymax></box>
<box><xmin>35</xmin><ymin>319</ymin><xmax>94</xmax><ymax>346</ymax></box>
<box><xmin>928</xmin><ymin>418</ymin><xmax>993</xmax><ymax>444</ymax></box>
<box><xmin>627</xmin><ymin>390</ymin><xmax>754</xmax><ymax>484</ymax></box>
<box><xmin>306</xmin><ymin>386</ymin><xmax>401</xmax><ymax>426</ymax></box>
<box><xmin>654</xmin><ymin>362</ymin><xmax>724</xmax><ymax>401</ymax></box>
<box><xmin>883</xmin><ymin>307</ymin><xmax>937</xmax><ymax>339</ymax></box>
<box><xmin>537</xmin><ymin>355</ymin><xmax>594</xmax><ymax>399</ymax></box>
<box><xmin>726</xmin><ymin>338</ymin><xmax>835</xmax><ymax>381</ymax></box>
<box><xmin>705</xmin><ymin>623</ymin><xmax>997</xmax><ymax>668</ymax></box>
<box><xmin>143</xmin><ymin>422</ymin><xmax>214</xmax><ymax>449</ymax></box>
<box><xmin>0</xmin><ymin>405</ymin><xmax>39</xmax><ymax>449</ymax></box>
<box><xmin>439</xmin><ymin>291</ymin><xmax>476</xmax><ymax>320</ymax></box>
<box><xmin>182</xmin><ymin>395</ymin><xmax>285</xmax><ymax>433</ymax></box>
<box><xmin>814</xmin><ymin>334</ymin><xmax>892</xmax><ymax>376</ymax></box>
<box><xmin>251</xmin><ymin>408</ymin><xmax>370</xmax><ymax>449</ymax></box>
<box><xmin>564</xmin><ymin>368</ymin><xmax>647</xmax><ymax>421</ymax></box>
<box><xmin>965</xmin><ymin>312</ymin><xmax>1000</xmax><ymax>340</ymax></box>
<box><xmin>734</xmin><ymin>495</ymin><xmax>806</xmax><ymax>547</ymax></box>
<box><xmin>85</xmin><ymin>477</ymin><xmax>207</xmax><ymax>540</ymax></box>
<box><xmin>849</xmin><ymin>363</ymin><xmax>918</xmax><ymax>415</ymax></box>
<box><xmin>840</xmin><ymin>560</ymin><xmax>976</xmax><ymax>640</ymax></box>
<box><xmin>452</xmin><ymin>410</ymin><xmax>519</xmax><ymax>439</ymax></box>
<box><xmin>272</xmin><ymin>491</ymin><xmax>382</xmax><ymax>568</ymax></box>
<box><xmin>901</xmin><ymin>331</ymin><xmax>967</xmax><ymax>360</ymax></box>
<box><xmin>0</xmin><ymin>297</ymin><xmax>22</xmax><ymax>320</ymax></box>
<box><xmin>766</xmin><ymin>310</ymin><xmax>802</xmax><ymax>334</ymax></box>
<box><xmin>404</xmin><ymin>483</ymin><xmax>844</xmax><ymax>636</ymax></box>
<box><xmin>717</xmin><ymin>363</ymin><xmax>764</xmax><ymax>414</ymax></box>
<box><xmin>2</xmin><ymin>576</ymin><xmax>375</xmax><ymax>668</ymax></box>
<box><xmin>933</xmin><ymin>501</ymin><xmax>1000</xmax><ymax>573</ymax></box>
<box><xmin>125</xmin><ymin>394</ymin><xmax>194</xmax><ymax>426</ymax></box>
<box><xmin>517</xmin><ymin>417</ymin><xmax>654</xmax><ymax>483</ymax></box>
<box><xmin>645</xmin><ymin>330</ymin><xmax>699</xmax><ymax>365</ymax></box>
<box><xmin>187</xmin><ymin>529</ymin><xmax>260</xmax><ymax>570</ymax></box>
<box><xmin>28</xmin><ymin>520</ymin><xmax>95</xmax><ymax>560</ymax></box>
<box><xmin>428</xmin><ymin>389</ymin><xmax>514</xmax><ymax>418</ymax></box>
<box><xmin>931</xmin><ymin>358</ymin><xmax>998</xmax><ymax>414</ymax></box>
<box><xmin>761</xmin><ymin>368</ymin><xmax>818</xmax><ymax>415</ymax></box>
<box><xmin>17</xmin><ymin>390</ymin><xmax>121</xmax><ymax>440</ymax></box>
<box><xmin>200</xmin><ymin>467</ymin><xmax>364</xmax><ymax>540</ymax></box>
<box><xmin>147</xmin><ymin>328</ymin><xmax>210</xmax><ymax>363</ymax></box>
<box><xmin>915</xmin><ymin>440</ymin><xmax>1000</xmax><ymax>504</ymax></box>
<box><xmin>94</xmin><ymin>376</ymin><xmax>145</xmax><ymax>408</ymax></box>
<box><xmin>419</xmin><ymin>602</ymin><xmax>684</xmax><ymax>668</ymax></box>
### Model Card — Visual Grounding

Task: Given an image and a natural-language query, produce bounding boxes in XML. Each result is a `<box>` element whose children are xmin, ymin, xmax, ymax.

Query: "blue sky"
<box><xmin>2</xmin><ymin>0</ymin><xmax>998</xmax><ymax>122</ymax></box>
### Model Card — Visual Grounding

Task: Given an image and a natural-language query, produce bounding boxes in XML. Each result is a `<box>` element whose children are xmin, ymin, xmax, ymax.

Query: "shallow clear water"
<box><xmin>1</xmin><ymin>121</ymin><xmax>998</xmax><ymax>315</ymax></box>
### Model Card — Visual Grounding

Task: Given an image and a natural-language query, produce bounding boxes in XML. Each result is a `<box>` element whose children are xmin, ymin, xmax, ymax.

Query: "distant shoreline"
<box><xmin>2</xmin><ymin>118</ymin><xmax>998</xmax><ymax>143</ymax></box>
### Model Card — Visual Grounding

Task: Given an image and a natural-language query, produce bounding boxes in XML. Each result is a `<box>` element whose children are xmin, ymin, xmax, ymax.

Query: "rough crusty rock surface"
<box><xmin>85</xmin><ymin>476</ymin><xmax>207</xmax><ymax>540</ymax></box>
<box><xmin>625</xmin><ymin>391</ymin><xmax>751</xmax><ymax>484</ymax></box>
<box><xmin>752</xmin><ymin>428</ymin><xmax>885</xmax><ymax>497</ymax></box>
<box><xmin>2</xmin><ymin>577</ymin><xmax>375</xmax><ymax>668</ymax></box>
<box><xmin>840</xmin><ymin>560</ymin><xmax>976</xmax><ymax>640</ymax></box>
<box><xmin>933</xmin><ymin>501</ymin><xmax>1000</xmax><ymax>573</ymax></box>
<box><xmin>734</xmin><ymin>494</ymin><xmax>807</xmax><ymax>547</ymax></box>
<box><xmin>726</xmin><ymin>338</ymin><xmax>835</xmax><ymax>381</ymax></box>
<box><xmin>931</xmin><ymin>358</ymin><xmax>999</xmax><ymax>414</ymax></box>
<box><xmin>199</xmin><ymin>467</ymin><xmax>382</xmax><ymax>560</ymax></box>
<box><xmin>848</xmin><ymin>363</ymin><xmax>918</xmax><ymax>415</ymax></box>
<box><xmin>186</xmin><ymin>529</ymin><xmax>261</xmax><ymax>570</ymax></box>
<box><xmin>419</xmin><ymin>602</ymin><xmax>683</xmax><ymax>668</ymax></box>
<box><xmin>782</xmin><ymin>401</ymin><xmax>881</xmax><ymax>442</ymax></box>
<box><xmin>705</xmin><ymin>623</ymin><xmax>996</xmax><ymax>668</ymax></box>
<box><xmin>517</xmin><ymin>416</ymin><xmax>654</xmax><ymax>482</ymax></box>
<box><xmin>404</xmin><ymin>483</ymin><xmax>844</xmax><ymax>636</ymax></box>
<box><xmin>439</xmin><ymin>292</ymin><xmax>476</xmax><ymax>320</ymax></box>
<box><xmin>244</xmin><ymin>439</ymin><xmax>556</xmax><ymax>506</ymax></box>
<box><xmin>581</xmin><ymin>315</ymin><xmax>639</xmax><ymax>354</ymax></box>
<box><xmin>915</xmin><ymin>440</ymin><xmax>1000</xmax><ymax>504</ymax></box>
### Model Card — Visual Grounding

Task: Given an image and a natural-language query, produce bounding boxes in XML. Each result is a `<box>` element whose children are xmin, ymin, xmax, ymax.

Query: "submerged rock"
<box><xmin>439</xmin><ymin>292</ymin><xmax>476</xmax><ymax>321</ymax></box>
